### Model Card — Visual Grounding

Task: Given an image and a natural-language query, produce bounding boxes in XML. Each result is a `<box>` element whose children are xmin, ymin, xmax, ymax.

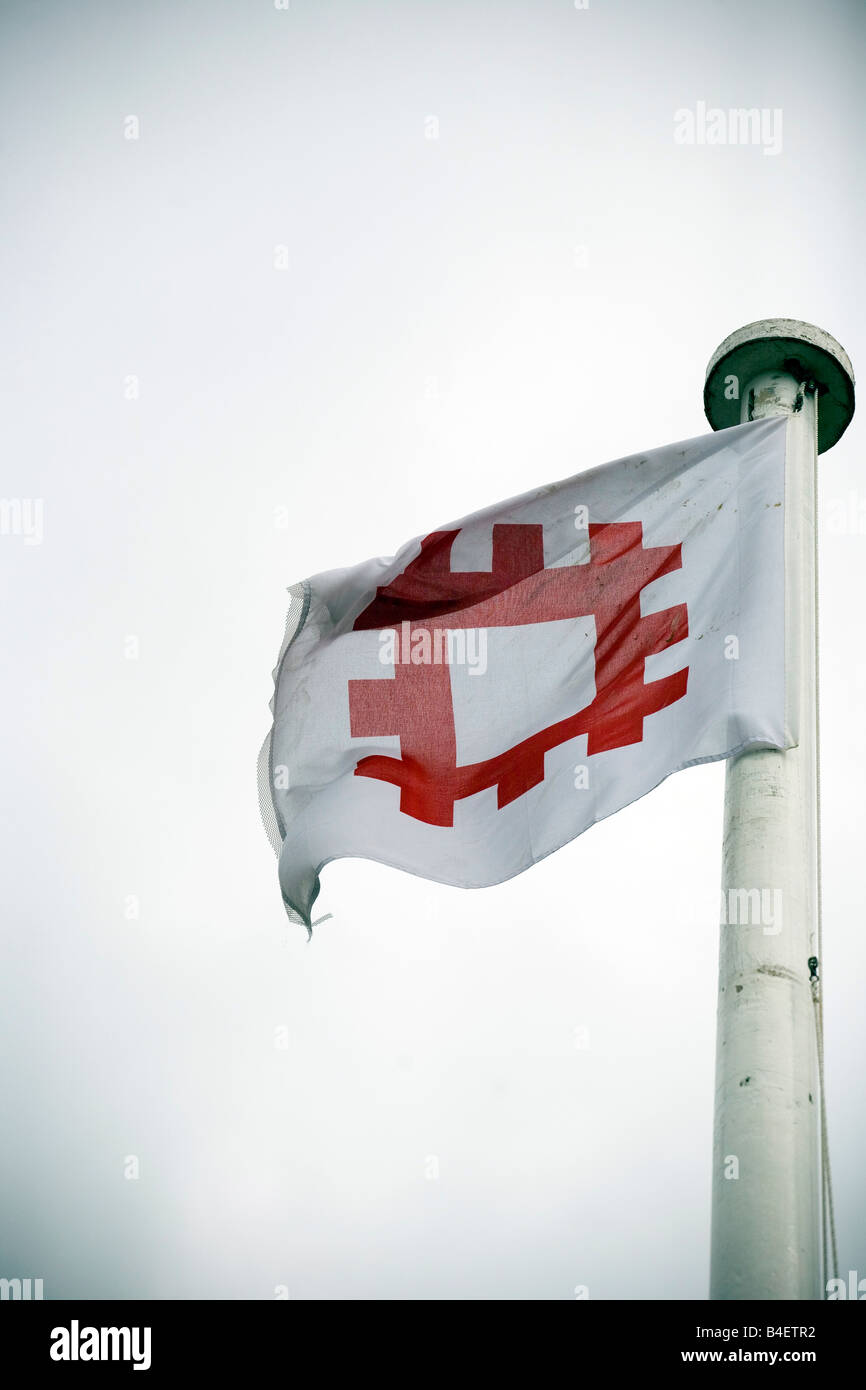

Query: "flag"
<box><xmin>259</xmin><ymin>416</ymin><xmax>790</xmax><ymax>929</ymax></box>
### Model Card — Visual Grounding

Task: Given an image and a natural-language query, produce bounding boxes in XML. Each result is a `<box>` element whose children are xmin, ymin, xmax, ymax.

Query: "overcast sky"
<box><xmin>1</xmin><ymin>0</ymin><xmax>864</xmax><ymax>1299</ymax></box>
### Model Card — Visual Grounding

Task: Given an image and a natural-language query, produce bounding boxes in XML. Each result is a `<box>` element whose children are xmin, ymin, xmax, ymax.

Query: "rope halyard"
<box><xmin>810</xmin><ymin>383</ymin><xmax>837</xmax><ymax>1297</ymax></box>
<box><xmin>810</xmin><ymin>964</ymin><xmax>838</xmax><ymax>1291</ymax></box>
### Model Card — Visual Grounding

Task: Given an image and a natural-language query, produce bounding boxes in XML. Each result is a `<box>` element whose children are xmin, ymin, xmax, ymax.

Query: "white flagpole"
<box><xmin>703</xmin><ymin>320</ymin><xmax>854</xmax><ymax>1301</ymax></box>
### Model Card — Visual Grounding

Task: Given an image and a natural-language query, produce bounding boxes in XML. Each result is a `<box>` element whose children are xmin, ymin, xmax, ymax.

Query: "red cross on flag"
<box><xmin>260</xmin><ymin>416</ymin><xmax>790</xmax><ymax>929</ymax></box>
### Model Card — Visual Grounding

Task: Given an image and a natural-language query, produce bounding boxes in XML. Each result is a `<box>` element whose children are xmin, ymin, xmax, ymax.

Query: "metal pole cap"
<box><xmin>704</xmin><ymin>318</ymin><xmax>855</xmax><ymax>453</ymax></box>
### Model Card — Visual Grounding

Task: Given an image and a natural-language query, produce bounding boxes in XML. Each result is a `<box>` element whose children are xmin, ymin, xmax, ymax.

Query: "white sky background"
<box><xmin>1</xmin><ymin>0</ymin><xmax>864</xmax><ymax>1300</ymax></box>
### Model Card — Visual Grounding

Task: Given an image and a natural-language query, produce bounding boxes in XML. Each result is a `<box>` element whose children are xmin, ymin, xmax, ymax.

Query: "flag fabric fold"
<box><xmin>260</xmin><ymin>416</ymin><xmax>790</xmax><ymax>929</ymax></box>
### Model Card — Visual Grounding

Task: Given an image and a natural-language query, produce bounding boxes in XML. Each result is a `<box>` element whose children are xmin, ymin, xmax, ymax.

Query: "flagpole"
<box><xmin>703</xmin><ymin>320</ymin><xmax>854</xmax><ymax>1300</ymax></box>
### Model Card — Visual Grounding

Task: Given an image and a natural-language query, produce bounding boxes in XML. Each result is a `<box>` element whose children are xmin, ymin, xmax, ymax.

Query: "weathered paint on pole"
<box><xmin>703</xmin><ymin>321</ymin><xmax>854</xmax><ymax>1301</ymax></box>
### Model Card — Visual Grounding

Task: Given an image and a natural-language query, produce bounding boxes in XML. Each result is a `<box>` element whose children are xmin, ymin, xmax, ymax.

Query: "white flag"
<box><xmin>260</xmin><ymin>417</ymin><xmax>790</xmax><ymax>928</ymax></box>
